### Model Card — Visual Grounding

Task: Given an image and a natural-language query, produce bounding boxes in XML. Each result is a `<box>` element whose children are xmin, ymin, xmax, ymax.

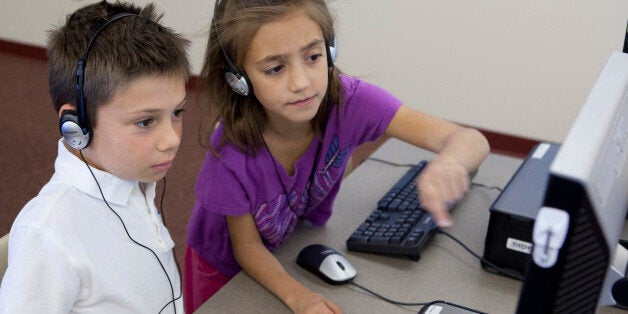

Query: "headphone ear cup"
<box><xmin>224</xmin><ymin>71</ymin><xmax>251</xmax><ymax>96</ymax></box>
<box><xmin>59</xmin><ymin>110</ymin><xmax>90</xmax><ymax>150</ymax></box>
<box><xmin>327</xmin><ymin>37</ymin><xmax>338</xmax><ymax>67</ymax></box>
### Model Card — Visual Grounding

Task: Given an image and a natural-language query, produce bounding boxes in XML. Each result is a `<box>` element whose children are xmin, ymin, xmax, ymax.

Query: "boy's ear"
<box><xmin>59</xmin><ymin>104</ymin><xmax>77</xmax><ymax>119</ymax></box>
<box><xmin>59</xmin><ymin>103</ymin><xmax>90</xmax><ymax>150</ymax></box>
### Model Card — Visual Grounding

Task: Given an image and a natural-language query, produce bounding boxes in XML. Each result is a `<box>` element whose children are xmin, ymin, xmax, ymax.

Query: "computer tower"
<box><xmin>482</xmin><ymin>142</ymin><xmax>560</xmax><ymax>279</ymax></box>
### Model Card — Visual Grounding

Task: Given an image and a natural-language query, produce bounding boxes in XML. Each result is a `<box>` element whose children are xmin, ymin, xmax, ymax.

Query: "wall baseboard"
<box><xmin>0</xmin><ymin>39</ymin><xmax>47</xmax><ymax>60</ymax></box>
<box><xmin>0</xmin><ymin>38</ymin><xmax>541</xmax><ymax>159</ymax></box>
<box><xmin>477</xmin><ymin>128</ymin><xmax>540</xmax><ymax>159</ymax></box>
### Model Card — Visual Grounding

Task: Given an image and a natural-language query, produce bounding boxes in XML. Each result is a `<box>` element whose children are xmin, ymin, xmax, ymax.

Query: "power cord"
<box><xmin>436</xmin><ymin>228</ymin><xmax>524</xmax><ymax>280</ymax></box>
<box><xmin>470</xmin><ymin>182</ymin><xmax>503</xmax><ymax>192</ymax></box>
<box><xmin>79</xmin><ymin>150</ymin><xmax>181</xmax><ymax>313</ymax></box>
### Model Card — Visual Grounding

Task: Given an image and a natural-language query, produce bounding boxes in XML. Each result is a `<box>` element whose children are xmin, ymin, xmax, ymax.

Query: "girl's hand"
<box><xmin>416</xmin><ymin>155</ymin><xmax>470</xmax><ymax>227</ymax></box>
<box><xmin>289</xmin><ymin>289</ymin><xmax>342</xmax><ymax>314</ymax></box>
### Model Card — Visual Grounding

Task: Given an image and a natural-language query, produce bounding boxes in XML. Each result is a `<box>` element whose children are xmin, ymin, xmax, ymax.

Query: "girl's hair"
<box><xmin>197</xmin><ymin>0</ymin><xmax>344</xmax><ymax>154</ymax></box>
<box><xmin>47</xmin><ymin>1</ymin><xmax>191</xmax><ymax>128</ymax></box>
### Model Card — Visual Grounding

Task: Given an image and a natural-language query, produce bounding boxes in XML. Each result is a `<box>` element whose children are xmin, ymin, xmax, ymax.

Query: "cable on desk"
<box><xmin>348</xmin><ymin>281</ymin><xmax>427</xmax><ymax>306</ymax></box>
<box><xmin>436</xmin><ymin>229</ymin><xmax>524</xmax><ymax>281</ymax></box>
<box><xmin>471</xmin><ymin>182</ymin><xmax>503</xmax><ymax>192</ymax></box>
<box><xmin>366</xmin><ymin>157</ymin><xmax>416</xmax><ymax>167</ymax></box>
<box><xmin>366</xmin><ymin>157</ymin><xmax>504</xmax><ymax>192</ymax></box>
<box><xmin>348</xmin><ymin>281</ymin><xmax>487</xmax><ymax>314</ymax></box>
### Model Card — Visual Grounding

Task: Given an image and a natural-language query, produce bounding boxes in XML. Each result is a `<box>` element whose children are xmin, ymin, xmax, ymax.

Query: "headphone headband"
<box><xmin>61</xmin><ymin>12</ymin><xmax>137</xmax><ymax>150</ymax></box>
<box><xmin>76</xmin><ymin>12</ymin><xmax>137</xmax><ymax>133</ymax></box>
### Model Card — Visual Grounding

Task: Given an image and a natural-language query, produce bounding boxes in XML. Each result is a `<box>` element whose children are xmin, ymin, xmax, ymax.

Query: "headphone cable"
<box><xmin>156</xmin><ymin>177</ymin><xmax>184</xmax><ymax>313</ymax></box>
<box><xmin>79</xmin><ymin>150</ymin><xmax>178</xmax><ymax>313</ymax></box>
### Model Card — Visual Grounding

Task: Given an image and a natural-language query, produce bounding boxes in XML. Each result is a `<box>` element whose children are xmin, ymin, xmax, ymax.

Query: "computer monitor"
<box><xmin>516</xmin><ymin>51</ymin><xmax>628</xmax><ymax>313</ymax></box>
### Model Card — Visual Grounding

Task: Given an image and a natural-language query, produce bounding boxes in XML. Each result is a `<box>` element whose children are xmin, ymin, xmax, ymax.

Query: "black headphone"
<box><xmin>59</xmin><ymin>12</ymin><xmax>137</xmax><ymax>150</ymax></box>
<box><xmin>212</xmin><ymin>0</ymin><xmax>338</xmax><ymax>97</ymax></box>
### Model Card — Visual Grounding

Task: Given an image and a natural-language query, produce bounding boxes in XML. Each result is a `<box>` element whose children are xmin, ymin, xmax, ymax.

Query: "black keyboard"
<box><xmin>346</xmin><ymin>160</ymin><xmax>438</xmax><ymax>261</ymax></box>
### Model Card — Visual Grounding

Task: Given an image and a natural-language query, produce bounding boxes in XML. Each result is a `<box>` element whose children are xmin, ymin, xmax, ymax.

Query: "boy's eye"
<box><xmin>136</xmin><ymin>118</ymin><xmax>154</xmax><ymax>128</ymax></box>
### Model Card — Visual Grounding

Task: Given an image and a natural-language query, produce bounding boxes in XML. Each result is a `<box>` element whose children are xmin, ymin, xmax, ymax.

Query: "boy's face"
<box><xmin>83</xmin><ymin>75</ymin><xmax>187</xmax><ymax>183</ymax></box>
<box><xmin>243</xmin><ymin>9</ymin><xmax>329</xmax><ymax>129</ymax></box>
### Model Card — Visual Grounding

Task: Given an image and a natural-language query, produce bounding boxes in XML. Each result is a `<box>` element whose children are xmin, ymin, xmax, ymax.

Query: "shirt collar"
<box><xmin>54</xmin><ymin>139</ymin><xmax>154</xmax><ymax>206</ymax></box>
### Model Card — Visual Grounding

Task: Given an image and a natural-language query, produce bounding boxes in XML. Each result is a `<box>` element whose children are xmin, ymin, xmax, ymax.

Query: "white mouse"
<box><xmin>297</xmin><ymin>244</ymin><xmax>357</xmax><ymax>284</ymax></box>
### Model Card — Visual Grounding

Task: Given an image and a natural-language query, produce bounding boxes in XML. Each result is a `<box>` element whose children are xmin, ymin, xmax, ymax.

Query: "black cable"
<box><xmin>436</xmin><ymin>228</ymin><xmax>524</xmax><ymax>280</ymax></box>
<box><xmin>367</xmin><ymin>156</ymin><xmax>415</xmax><ymax>167</ymax></box>
<box><xmin>349</xmin><ymin>281</ymin><xmax>429</xmax><ymax>306</ymax></box>
<box><xmin>79</xmin><ymin>150</ymin><xmax>178</xmax><ymax>313</ymax></box>
<box><xmin>366</xmin><ymin>157</ymin><xmax>504</xmax><ymax>192</ymax></box>
<box><xmin>471</xmin><ymin>182</ymin><xmax>503</xmax><ymax>192</ymax></box>
<box><xmin>157</xmin><ymin>177</ymin><xmax>183</xmax><ymax>313</ymax></box>
<box><xmin>348</xmin><ymin>281</ymin><xmax>486</xmax><ymax>313</ymax></box>
<box><xmin>417</xmin><ymin>300</ymin><xmax>487</xmax><ymax>314</ymax></box>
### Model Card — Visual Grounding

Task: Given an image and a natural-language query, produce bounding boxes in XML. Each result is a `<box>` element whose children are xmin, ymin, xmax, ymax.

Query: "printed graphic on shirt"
<box><xmin>253</xmin><ymin>135</ymin><xmax>348</xmax><ymax>248</ymax></box>
<box><xmin>323</xmin><ymin>135</ymin><xmax>348</xmax><ymax>172</ymax></box>
<box><xmin>311</xmin><ymin>135</ymin><xmax>346</xmax><ymax>200</ymax></box>
<box><xmin>254</xmin><ymin>191</ymin><xmax>298</xmax><ymax>247</ymax></box>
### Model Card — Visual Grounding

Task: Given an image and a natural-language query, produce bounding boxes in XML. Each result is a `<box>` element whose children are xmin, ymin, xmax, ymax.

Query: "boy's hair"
<box><xmin>47</xmin><ymin>0</ymin><xmax>190</xmax><ymax>128</ymax></box>
<box><xmin>198</xmin><ymin>0</ymin><xmax>344</xmax><ymax>154</ymax></box>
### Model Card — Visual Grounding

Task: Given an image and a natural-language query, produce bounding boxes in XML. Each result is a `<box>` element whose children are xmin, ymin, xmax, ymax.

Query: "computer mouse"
<box><xmin>296</xmin><ymin>244</ymin><xmax>357</xmax><ymax>285</ymax></box>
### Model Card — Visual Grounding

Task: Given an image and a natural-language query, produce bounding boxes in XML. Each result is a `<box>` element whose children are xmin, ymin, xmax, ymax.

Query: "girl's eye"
<box><xmin>264</xmin><ymin>65</ymin><xmax>284</xmax><ymax>75</ymax></box>
<box><xmin>173</xmin><ymin>108</ymin><xmax>186</xmax><ymax>118</ymax></box>
<box><xmin>136</xmin><ymin>118</ymin><xmax>154</xmax><ymax>128</ymax></box>
<box><xmin>307</xmin><ymin>53</ymin><xmax>323</xmax><ymax>62</ymax></box>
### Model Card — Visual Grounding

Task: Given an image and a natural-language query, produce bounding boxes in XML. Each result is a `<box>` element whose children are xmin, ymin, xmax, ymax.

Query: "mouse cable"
<box><xmin>79</xmin><ymin>150</ymin><xmax>179</xmax><ymax>314</ymax></box>
<box><xmin>436</xmin><ymin>228</ymin><xmax>524</xmax><ymax>280</ymax></box>
<box><xmin>347</xmin><ymin>280</ymin><xmax>487</xmax><ymax>314</ymax></box>
<box><xmin>366</xmin><ymin>157</ymin><xmax>503</xmax><ymax>192</ymax></box>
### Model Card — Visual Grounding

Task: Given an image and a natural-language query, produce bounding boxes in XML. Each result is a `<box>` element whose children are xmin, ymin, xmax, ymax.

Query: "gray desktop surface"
<box><xmin>196</xmin><ymin>139</ymin><xmax>627</xmax><ymax>314</ymax></box>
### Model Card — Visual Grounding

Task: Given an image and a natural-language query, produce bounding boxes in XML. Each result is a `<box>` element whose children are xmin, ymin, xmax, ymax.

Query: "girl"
<box><xmin>186</xmin><ymin>0</ymin><xmax>490</xmax><ymax>313</ymax></box>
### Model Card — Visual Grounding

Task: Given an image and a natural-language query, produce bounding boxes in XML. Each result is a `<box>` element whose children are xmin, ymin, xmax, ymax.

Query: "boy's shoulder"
<box><xmin>11</xmin><ymin>175</ymin><xmax>80</xmax><ymax>234</ymax></box>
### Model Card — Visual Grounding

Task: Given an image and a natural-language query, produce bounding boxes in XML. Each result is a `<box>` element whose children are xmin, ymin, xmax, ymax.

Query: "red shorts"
<box><xmin>184</xmin><ymin>245</ymin><xmax>231</xmax><ymax>314</ymax></box>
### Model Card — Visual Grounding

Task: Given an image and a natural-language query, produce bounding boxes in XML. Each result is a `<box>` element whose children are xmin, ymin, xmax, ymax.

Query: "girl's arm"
<box><xmin>385</xmin><ymin>105</ymin><xmax>490</xmax><ymax>227</ymax></box>
<box><xmin>226</xmin><ymin>213</ymin><xmax>342</xmax><ymax>314</ymax></box>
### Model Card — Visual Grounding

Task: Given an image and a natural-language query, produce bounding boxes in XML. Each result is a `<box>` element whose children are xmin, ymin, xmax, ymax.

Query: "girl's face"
<box><xmin>243</xmin><ymin>9</ymin><xmax>329</xmax><ymax>131</ymax></box>
<box><xmin>82</xmin><ymin>75</ymin><xmax>187</xmax><ymax>183</ymax></box>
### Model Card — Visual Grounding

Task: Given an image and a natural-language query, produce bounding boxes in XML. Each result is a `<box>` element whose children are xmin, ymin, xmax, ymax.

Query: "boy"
<box><xmin>0</xmin><ymin>1</ymin><xmax>189</xmax><ymax>313</ymax></box>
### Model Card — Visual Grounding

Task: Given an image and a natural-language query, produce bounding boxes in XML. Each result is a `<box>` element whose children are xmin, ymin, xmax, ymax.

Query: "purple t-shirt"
<box><xmin>186</xmin><ymin>74</ymin><xmax>402</xmax><ymax>277</ymax></box>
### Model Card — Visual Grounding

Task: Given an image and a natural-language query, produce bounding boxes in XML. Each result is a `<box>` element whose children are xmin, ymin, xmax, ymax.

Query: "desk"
<box><xmin>197</xmin><ymin>139</ymin><xmax>627</xmax><ymax>314</ymax></box>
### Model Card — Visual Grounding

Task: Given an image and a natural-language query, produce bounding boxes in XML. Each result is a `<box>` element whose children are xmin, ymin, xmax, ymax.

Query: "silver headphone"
<box><xmin>221</xmin><ymin>38</ymin><xmax>337</xmax><ymax>97</ymax></box>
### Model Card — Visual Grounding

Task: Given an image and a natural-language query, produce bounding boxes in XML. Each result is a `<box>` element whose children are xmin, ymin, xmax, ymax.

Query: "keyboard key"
<box><xmin>349</xmin><ymin>233</ymin><xmax>369</xmax><ymax>244</ymax></box>
<box><xmin>346</xmin><ymin>160</ymin><xmax>443</xmax><ymax>260</ymax></box>
<box><xmin>369</xmin><ymin>236</ymin><xmax>390</xmax><ymax>245</ymax></box>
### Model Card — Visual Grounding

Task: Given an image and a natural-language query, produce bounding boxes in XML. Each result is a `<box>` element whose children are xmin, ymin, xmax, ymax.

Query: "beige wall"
<box><xmin>1</xmin><ymin>0</ymin><xmax>626</xmax><ymax>143</ymax></box>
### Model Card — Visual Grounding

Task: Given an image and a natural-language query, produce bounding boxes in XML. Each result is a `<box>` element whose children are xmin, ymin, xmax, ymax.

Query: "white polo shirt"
<box><xmin>0</xmin><ymin>139</ymin><xmax>183</xmax><ymax>313</ymax></box>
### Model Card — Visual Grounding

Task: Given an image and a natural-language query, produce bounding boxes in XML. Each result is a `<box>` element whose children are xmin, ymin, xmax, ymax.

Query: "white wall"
<box><xmin>1</xmin><ymin>0</ymin><xmax>626</xmax><ymax>143</ymax></box>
